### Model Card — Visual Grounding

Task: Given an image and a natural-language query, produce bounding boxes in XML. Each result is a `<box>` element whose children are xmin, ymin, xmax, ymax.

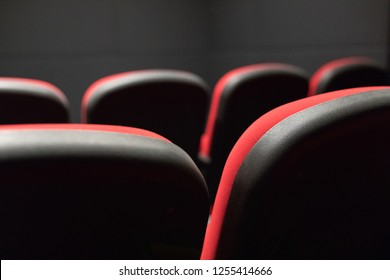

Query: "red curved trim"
<box><xmin>201</xmin><ymin>86</ymin><xmax>390</xmax><ymax>259</ymax></box>
<box><xmin>199</xmin><ymin>63</ymin><xmax>304</xmax><ymax>157</ymax></box>
<box><xmin>308</xmin><ymin>56</ymin><xmax>379</xmax><ymax>96</ymax></box>
<box><xmin>0</xmin><ymin>77</ymin><xmax>68</xmax><ymax>104</ymax></box>
<box><xmin>0</xmin><ymin>123</ymin><xmax>170</xmax><ymax>142</ymax></box>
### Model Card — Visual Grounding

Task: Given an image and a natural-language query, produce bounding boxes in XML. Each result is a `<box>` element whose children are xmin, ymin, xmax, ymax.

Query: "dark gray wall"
<box><xmin>208</xmin><ymin>0</ymin><xmax>389</xmax><ymax>82</ymax></box>
<box><xmin>0</xmin><ymin>0</ymin><xmax>388</xmax><ymax>121</ymax></box>
<box><xmin>0</xmin><ymin>0</ymin><xmax>210</xmax><ymax>122</ymax></box>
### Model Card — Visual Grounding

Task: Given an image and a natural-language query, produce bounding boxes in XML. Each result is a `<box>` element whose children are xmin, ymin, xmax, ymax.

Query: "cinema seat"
<box><xmin>0</xmin><ymin>77</ymin><xmax>69</xmax><ymax>123</ymax></box>
<box><xmin>308</xmin><ymin>57</ymin><xmax>388</xmax><ymax>96</ymax></box>
<box><xmin>0</xmin><ymin>124</ymin><xmax>209</xmax><ymax>260</ymax></box>
<box><xmin>202</xmin><ymin>87</ymin><xmax>390</xmax><ymax>260</ymax></box>
<box><xmin>200</xmin><ymin>63</ymin><xmax>309</xmax><ymax>200</ymax></box>
<box><xmin>81</xmin><ymin>70</ymin><xmax>209</xmax><ymax>162</ymax></box>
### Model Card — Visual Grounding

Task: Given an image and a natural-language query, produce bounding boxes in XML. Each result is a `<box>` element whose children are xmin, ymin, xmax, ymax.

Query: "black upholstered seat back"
<box><xmin>0</xmin><ymin>78</ymin><xmax>69</xmax><ymax>123</ymax></box>
<box><xmin>201</xmin><ymin>64</ymin><xmax>309</xmax><ymax>200</ymax></box>
<box><xmin>202</xmin><ymin>87</ymin><xmax>390</xmax><ymax>259</ymax></box>
<box><xmin>309</xmin><ymin>57</ymin><xmax>388</xmax><ymax>96</ymax></box>
<box><xmin>0</xmin><ymin>124</ymin><xmax>209</xmax><ymax>259</ymax></box>
<box><xmin>82</xmin><ymin>70</ymin><xmax>209</xmax><ymax>162</ymax></box>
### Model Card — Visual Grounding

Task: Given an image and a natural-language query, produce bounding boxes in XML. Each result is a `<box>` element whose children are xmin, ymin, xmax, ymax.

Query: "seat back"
<box><xmin>0</xmin><ymin>124</ymin><xmax>209</xmax><ymax>259</ymax></box>
<box><xmin>309</xmin><ymin>57</ymin><xmax>388</xmax><ymax>96</ymax></box>
<box><xmin>82</xmin><ymin>70</ymin><xmax>210</xmax><ymax>162</ymax></box>
<box><xmin>200</xmin><ymin>63</ymin><xmax>309</xmax><ymax>200</ymax></box>
<box><xmin>0</xmin><ymin>78</ymin><xmax>69</xmax><ymax>123</ymax></box>
<box><xmin>202</xmin><ymin>87</ymin><xmax>390</xmax><ymax>259</ymax></box>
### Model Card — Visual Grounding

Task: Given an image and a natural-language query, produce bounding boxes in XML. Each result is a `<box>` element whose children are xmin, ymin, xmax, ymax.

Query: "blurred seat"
<box><xmin>81</xmin><ymin>70</ymin><xmax>210</xmax><ymax>162</ymax></box>
<box><xmin>0</xmin><ymin>77</ymin><xmax>69</xmax><ymax>123</ymax></box>
<box><xmin>308</xmin><ymin>56</ymin><xmax>388</xmax><ymax>96</ymax></box>
<box><xmin>200</xmin><ymin>63</ymin><xmax>309</xmax><ymax>200</ymax></box>
<box><xmin>202</xmin><ymin>87</ymin><xmax>390</xmax><ymax>260</ymax></box>
<box><xmin>0</xmin><ymin>124</ymin><xmax>209</xmax><ymax>259</ymax></box>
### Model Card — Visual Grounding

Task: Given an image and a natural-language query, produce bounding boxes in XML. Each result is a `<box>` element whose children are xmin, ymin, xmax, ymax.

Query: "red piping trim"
<box><xmin>0</xmin><ymin>123</ymin><xmax>170</xmax><ymax>142</ymax></box>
